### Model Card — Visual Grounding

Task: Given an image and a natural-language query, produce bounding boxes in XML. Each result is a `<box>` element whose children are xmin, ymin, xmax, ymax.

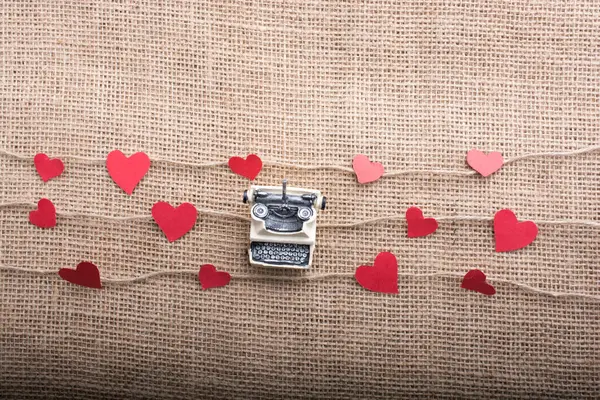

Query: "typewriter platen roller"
<box><xmin>243</xmin><ymin>180</ymin><xmax>326</xmax><ymax>269</ymax></box>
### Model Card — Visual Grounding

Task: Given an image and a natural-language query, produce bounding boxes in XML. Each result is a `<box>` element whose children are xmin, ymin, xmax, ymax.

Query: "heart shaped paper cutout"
<box><xmin>106</xmin><ymin>150</ymin><xmax>151</xmax><ymax>195</ymax></box>
<box><xmin>228</xmin><ymin>154</ymin><xmax>262</xmax><ymax>180</ymax></box>
<box><xmin>466</xmin><ymin>149</ymin><xmax>504</xmax><ymax>177</ymax></box>
<box><xmin>34</xmin><ymin>153</ymin><xmax>64</xmax><ymax>182</ymax></box>
<box><xmin>152</xmin><ymin>201</ymin><xmax>198</xmax><ymax>242</ymax></box>
<box><xmin>199</xmin><ymin>264</ymin><xmax>231</xmax><ymax>290</ymax></box>
<box><xmin>406</xmin><ymin>207</ymin><xmax>438</xmax><ymax>238</ymax></box>
<box><xmin>355</xmin><ymin>252</ymin><xmax>398</xmax><ymax>294</ymax></box>
<box><xmin>494</xmin><ymin>209</ymin><xmax>538</xmax><ymax>252</ymax></box>
<box><xmin>461</xmin><ymin>269</ymin><xmax>495</xmax><ymax>295</ymax></box>
<box><xmin>352</xmin><ymin>154</ymin><xmax>385</xmax><ymax>184</ymax></box>
<box><xmin>29</xmin><ymin>198</ymin><xmax>57</xmax><ymax>228</ymax></box>
<box><xmin>58</xmin><ymin>262</ymin><xmax>102</xmax><ymax>289</ymax></box>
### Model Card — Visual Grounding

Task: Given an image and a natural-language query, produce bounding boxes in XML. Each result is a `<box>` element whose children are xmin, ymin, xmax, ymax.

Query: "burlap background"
<box><xmin>1</xmin><ymin>1</ymin><xmax>599</xmax><ymax>398</ymax></box>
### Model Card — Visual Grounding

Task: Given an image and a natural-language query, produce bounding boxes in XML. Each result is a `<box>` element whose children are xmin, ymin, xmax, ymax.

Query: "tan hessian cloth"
<box><xmin>0</xmin><ymin>1</ymin><xmax>598</xmax><ymax>399</ymax></box>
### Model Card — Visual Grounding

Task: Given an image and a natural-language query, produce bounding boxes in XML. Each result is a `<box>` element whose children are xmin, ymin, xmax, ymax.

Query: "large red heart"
<box><xmin>352</xmin><ymin>154</ymin><xmax>384</xmax><ymax>184</ymax></box>
<box><xmin>406</xmin><ymin>207</ymin><xmax>438</xmax><ymax>238</ymax></box>
<box><xmin>152</xmin><ymin>201</ymin><xmax>198</xmax><ymax>242</ymax></box>
<box><xmin>228</xmin><ymin>154</ymin><xmax>262</xmax><ymax>180</ymax></box>
<box><xmin>466</xmin><ymin>149</ymin><xmax>504</xmax><ymax>177</ymax></box>
<box><xmin>58</xmin><ymin>262</ymin><xmax>102</xmax><ymax>289</ymax></box>
<box><xmin>354</xmin><ymin>252</ymin><xmax>398</xmax><ymax>294</ymax></box>
<box><xmin>34</xmin><ymin>153</ymin><xmax>64</xmax><ymax>182</ymax></box>
<box><xmin>198</xmin><ymin>264</ymin><xmax>231</xmax><ymax>290</ymax></box>
<box><xmin>106</xmin><ymin>150</ymin><xmax>151</xmax><ymax>195</ymax></box>
<box><xmin>461</xmin><ymin>269</ymin><xmax>495</xmax><ymax>295</ymax></box>
<box><xmin>29</xmin><ymin>198</ymin><xmax>57</xmax><ymax>228</ymax></box>
<box><xmin>494</xmin><ymin>209</ymin><xmax>538</xmax><ymax>252</ymax></box>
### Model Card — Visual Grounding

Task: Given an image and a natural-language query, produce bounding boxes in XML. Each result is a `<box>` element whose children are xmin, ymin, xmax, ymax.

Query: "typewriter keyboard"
<box><xmin>251</xmin><ymin>242</ymin><xmax>310</xmax><ymax>267</ymax></box>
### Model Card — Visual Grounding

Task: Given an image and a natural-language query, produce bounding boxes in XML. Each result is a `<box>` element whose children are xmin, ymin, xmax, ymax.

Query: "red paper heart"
<box><xmin>198</xmin><ymin>264</ymin><xmax>231</xmax><ymax>290</ymax></box>
<box><xmin>355</xmin><ymin>252</ymin><xmax>398</xmax><ymax>294</ymax></box>
<box><xmin>461</xmin><ymin>269</ymin><xmax>495</xmax><ymax>295</ymax></box>
<box><xmin>494</xmin><ymin>209</ymin><xmax>538</xmax><ymax>252</ymax></box>
<box><xmin>34</xmin><ymin>153</ymin><xmax>64</xmax><ymax>182</ymax></box>
<box><xmin>58</xmin><ymin>262</ymin><xmax>102</xmax><ymax>289</ymax></box>
<box><xmin>466</xmin><ymin>149</ymin><xmax>504</xmax><ymax>177</ymax></box>
<box><xmin>406</xmin><ymin>207</ymin><xmax>438</xmax><ymax>238</ymax></box>
<box><xmin>352</xmin><ymin>154</ymin><xmax>384</xmax><ymax>184</ymax></box>
<box><xmin>228</xmin><ymin>154</ymin><xmax>262</xmax><ymax>180</ymax></box>
<box><xmin>152</xmin><ymin>201</ymin><xmax>198</xmax><ymax>242</ymax></box>
<box><xmin>106</xmin><ymin>150</ymin><xmax>151</xmax><ymax>195</ymax></box>
<box><xmin>29</xmin><ymin>198</ymin><xmax>57</xmax><ymax>228</ymax></box>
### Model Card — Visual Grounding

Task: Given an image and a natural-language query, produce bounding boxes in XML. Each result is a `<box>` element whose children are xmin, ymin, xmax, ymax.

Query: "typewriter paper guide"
<box><xmin>245</xmin><ymin>184</ymin><xmax>325</xmax><ymax>269</ymax></box>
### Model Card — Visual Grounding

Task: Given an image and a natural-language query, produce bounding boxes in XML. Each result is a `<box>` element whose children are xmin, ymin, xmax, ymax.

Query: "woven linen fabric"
<box><xmin>1</xmin><ymin>1</ymin><xmax>599</xmax><ymax>399</ymax></box>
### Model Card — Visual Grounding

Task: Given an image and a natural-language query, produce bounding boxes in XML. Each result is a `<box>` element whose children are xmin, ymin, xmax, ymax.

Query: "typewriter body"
<box><xmin>243</xmin><ymin>180</ymin><xmax>326</xmax><ymax>269</ymax></box>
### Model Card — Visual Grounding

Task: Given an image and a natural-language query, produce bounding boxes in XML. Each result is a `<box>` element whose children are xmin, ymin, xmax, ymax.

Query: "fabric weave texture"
<box><xmin>0</xmin><ymin>1</ymin><xmax>599</xmax><ymax>399</ymax></box>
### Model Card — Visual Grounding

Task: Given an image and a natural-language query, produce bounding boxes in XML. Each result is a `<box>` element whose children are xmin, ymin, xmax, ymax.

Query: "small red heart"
<box><xmin>152</xmin><ymin>201</ymin><xmax>198</xmax><ymax>242</ymax></box>
<box><xmin>466</xmin><ymin>149</ymin><xmax>504</xmax><ymax>177</ymax></box>
<box><xmin>406</xmin><ymin>207</ymin><xmax>438</xmax><ymax>238</ymax></box>
<box><xmin>352</xmin><ymin>154</ymin><xmax>384</xmax><ymax>184</ymax></box>
<box><xmin>106</xmin><ymin>150</ymin><xmax>151</xmax><ymax>195</ymax></box>
<box><xmin>461</xmin><ymin>269</ymin><xmax>495</xmax><ymax>295</ymax></box>
<box><xmin>355</xmin><ymin>252</ymin><xmax>398</xmax><ymax>294</ymax></box>
<box><xmin>198</xmin><ymin>264</ymin><xmax>231</xmax><ymax>290</ymax></box>
<box><xmin>58</xmin><ymin>262</ymin><xmax>102</xmax><ymax>289</ymax></box>
<box><xmin>29</xmin><ymin>198</ymin><xmax>57</xmax><ymax>228</ymax></box>
<box><xmin>228</xmin><ymin>154</ymin><xmax>262</xmax><ymax>180</ymax></box>
<box><xmin>34</xmin><ymin>153</ymin><xmax>64</xmax><ymax>182</ymax></box>
<box><xmin>494</xmin><ymin>209</ymin><xmax>538</xmax><ymax>252</ymax></box>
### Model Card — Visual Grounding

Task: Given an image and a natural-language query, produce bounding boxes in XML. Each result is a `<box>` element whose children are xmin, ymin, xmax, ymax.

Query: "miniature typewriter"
<box><xmin>243</xmin><ymin>180</ymin><xmax>326</xmax><ymax>269</ymax></box>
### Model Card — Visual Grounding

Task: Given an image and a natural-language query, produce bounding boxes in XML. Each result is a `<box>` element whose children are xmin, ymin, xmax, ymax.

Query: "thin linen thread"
<box><xmin>2</xmin><ymin>202</ymin><xmax>599</xmax><ymax>228</ymax></box>
<box><xmin>1</xmin><ymin>264</ymin><xmax>598</xmax><ymax>301</ymax></box>
<box><xmin>1</xmin><ymin>143</ymin><xmax>598</xmax><ymax>176</ymax></box>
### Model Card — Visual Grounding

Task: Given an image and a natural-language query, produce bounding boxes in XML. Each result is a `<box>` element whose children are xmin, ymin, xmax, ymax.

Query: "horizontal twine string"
<box><xmin>1</xmin><ymin>201</ymin><xmax>599</xmax><ymax>228</ymax></box>
<box><xmin>0</xmin><ymin>144</ymin><xmax>598</xmax><ymax>177</ymax></box>
<box><xmin>0</xmin><ymin>265</ymin><xmax>598</xmax><ymax>301</ymax></box>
